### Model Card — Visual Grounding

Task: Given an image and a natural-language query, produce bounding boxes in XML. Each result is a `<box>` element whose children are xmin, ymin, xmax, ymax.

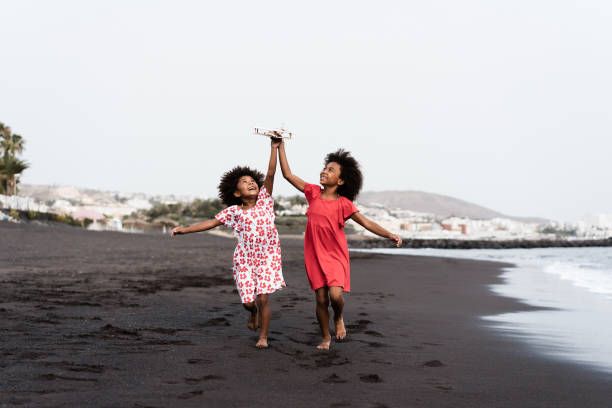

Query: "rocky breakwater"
<box><xmin>348</xmin><ymin>237</ymin><xmax>612</xmax><ymax>250</ymax></box>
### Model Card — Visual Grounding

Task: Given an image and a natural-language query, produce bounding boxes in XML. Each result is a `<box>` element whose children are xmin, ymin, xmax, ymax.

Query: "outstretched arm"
<box><xmin>171</xmin><ymin>218</ymin><xmax>222</xmax><ymax>237</ymax></box>
<box><xmin>264</xmin><ymin>138</ymin><xmax>280</xmax><ymax>195</ymax></box>
<box><xmin>278</xmin><ymin>140</ymin><xmax>306</xmax><ymax>192</ymax></box>
<box><xmin>349</xmin><ymin>213</ymin><xmax>402</xmax><ymax>247</ymax></box>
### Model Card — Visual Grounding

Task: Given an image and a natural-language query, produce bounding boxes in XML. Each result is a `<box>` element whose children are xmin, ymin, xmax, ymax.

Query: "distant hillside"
<box><xmin>357</xmin><ymin>190</ymin><xmax>547</xmax><ymax>223</ymax></box>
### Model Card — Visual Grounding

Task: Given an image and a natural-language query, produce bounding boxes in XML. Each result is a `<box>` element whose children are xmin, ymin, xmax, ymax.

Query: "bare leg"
<box><xmin>255</xmin><ymin>294</ymin><xmax>270</xmax><ymax>348</ymax></box>
<box><xmin>315</xmin><ymin>287</ymin><xmax>332</xmax><ymax>350</ymax></box>
<box><xmin>329</xmin><ymin>286</ymin><xmax>346</xmax><ymax>340</ymax></box>
<box><xmin>243</xmin><ymin>301</ymin><xmax>258</xmax><ymax>331</ymax></box>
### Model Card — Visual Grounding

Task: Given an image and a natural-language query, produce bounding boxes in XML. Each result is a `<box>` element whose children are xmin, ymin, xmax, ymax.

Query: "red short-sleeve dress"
<box><xmin>303</xmin><ymin>183</ymin><xmax>359</xmax><ymax>292</ymax></box>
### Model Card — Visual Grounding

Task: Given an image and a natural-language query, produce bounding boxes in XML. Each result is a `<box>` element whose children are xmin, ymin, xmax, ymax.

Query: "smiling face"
<box><xmin>233</xmin><ymin>175</ymin><xmax>260</xmax><ymax>201</ymax></box>
<box><xmin>320</xmin><ymin>161</ymin><xmax>344</xmax><ymax>187</ymax></box>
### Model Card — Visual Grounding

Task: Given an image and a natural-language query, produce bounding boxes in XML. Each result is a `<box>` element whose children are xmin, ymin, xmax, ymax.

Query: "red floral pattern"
<box><xmin>215</xmin><ymin>187</ymin><xmax>285</xmax><ymax>303</ymax></box>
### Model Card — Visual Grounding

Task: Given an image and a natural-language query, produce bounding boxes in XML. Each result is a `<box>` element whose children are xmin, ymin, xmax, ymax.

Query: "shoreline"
<box><xmin>1</xmin><ymin>223</ymin><xmax>611</xmax><ymax>407</ymax></box>
<box><xmin>354</xmin><ymin>245</ymin><xmax>612</xmax><ymax>376</ymax></box>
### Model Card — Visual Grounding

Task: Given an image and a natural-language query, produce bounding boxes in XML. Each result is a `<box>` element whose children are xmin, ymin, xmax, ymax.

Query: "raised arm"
<box><xmin>278</xmin><ymin>140</ymin><xmax>306</xmax><ymax>192</ymax></box>
<box><xmin>349</xmin><ymin>213</ymin><xmax>402</xmax><ymax>247</ymax></box>
<box><xmin>264</xmin><ymin>138</ymin><xmax>280</xmax><ymax>195</ymax></box>
<box><xmin>171</xmin><ymin>218</ymin><xmax>222</xmax><ymax>237</ymax></box>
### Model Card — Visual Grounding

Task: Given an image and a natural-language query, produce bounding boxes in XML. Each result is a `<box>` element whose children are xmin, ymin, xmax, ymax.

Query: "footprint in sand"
<box><xmin>422</xmin><ymin>360</ymin><xmax>445</xmax><ymax>367</ymax></box>
<box><xmin>143</xmin><ymin>327</ymin><xmax>181</xmax><ymax>335</ymax></box>
<box><xmin>184</xmin><ymin>375</ymin><xmax>224</xmax><ymax>384</ymax></box>
<box><xmin>426</xmin><ymin>378</ymin><xmax>454</xmax><ymax>391</ymax></box>
<box><xmin>314</xmin><ymin>351</ymin><xmax>350</xmax><ymax>368</ymax></box>
<box><xmin>199</xmin><ymin>317</ymin><xmax>230</xmax><ymax>327</ymax></box>
<box><xmin>359</xmin><ymin>373</ymin><xmax>383</xmax><ymax>383</ymax></box>
<box><xmin>177</xmin><ymin>390</ymin><xmax>204</xmax><ymax>399</ymax></box>
<box><xmin>39</xmin><ymin>373</ymin><xmax>98</xmax><ymax>382</ymax></box>
<box><xmin>323</xmin><ymin>373</ymin><xmax>348</xmax><ymax>383</ymax></box>
<box><xmin>186</xmin><ymin>358</ymin><xmax>212</xmax><ymax>365</ymax></box>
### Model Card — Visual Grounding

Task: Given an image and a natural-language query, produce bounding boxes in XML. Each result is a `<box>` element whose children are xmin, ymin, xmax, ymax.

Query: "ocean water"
<box><xmin>352</xmin><ymin>246</ymin><xmax>612</xmax><ymax>374</ymax></box>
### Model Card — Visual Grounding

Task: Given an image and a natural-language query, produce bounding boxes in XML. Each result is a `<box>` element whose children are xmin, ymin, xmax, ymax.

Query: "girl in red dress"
<box><xmin>278</xmin><ymin>141</ymin><xmax>402</xmax><ymax>350</ymax></box>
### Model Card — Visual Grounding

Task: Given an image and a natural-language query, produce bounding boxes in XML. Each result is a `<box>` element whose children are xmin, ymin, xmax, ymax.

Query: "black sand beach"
<box><xmin>1</xmin><ymin>222</ymin><xmax>611</xmax><ymax>407</ymax></box>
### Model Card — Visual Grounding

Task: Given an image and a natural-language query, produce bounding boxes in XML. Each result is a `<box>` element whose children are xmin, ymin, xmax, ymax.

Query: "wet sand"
<box><xmin>1</xmin><ymin>222</ymin><xmax>611</xmax><ymax>407</ymax></box>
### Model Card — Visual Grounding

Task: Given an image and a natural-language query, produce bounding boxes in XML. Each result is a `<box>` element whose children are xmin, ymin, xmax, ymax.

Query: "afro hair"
<box><xmin>217</xmin><ymin>166</ymin><xmax>265</xmax><ymax>207</ymax></box>
<box><xmin>324</xmin><ymin>149</ymin><xmax>363</xmax><ymax>201</ymax></box>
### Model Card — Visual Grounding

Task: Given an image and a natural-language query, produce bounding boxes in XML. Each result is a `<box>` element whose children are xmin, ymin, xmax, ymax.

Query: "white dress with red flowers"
<box><xmin>215</xmin><ymin>187</ymin><xmax>285</xmax><ymax>303</ymax></box>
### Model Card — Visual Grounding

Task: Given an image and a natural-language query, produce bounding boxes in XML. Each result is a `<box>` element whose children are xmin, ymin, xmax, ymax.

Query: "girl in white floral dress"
<box><xmin>171</xmin><ymin>139</ymin><xmax>285</xmax><ymax>348</ymax></box>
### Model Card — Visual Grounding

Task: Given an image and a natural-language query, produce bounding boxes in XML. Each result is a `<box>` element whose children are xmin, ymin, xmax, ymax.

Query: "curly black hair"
<box><xmin>324</xmin><ymin>149</ymin><xmax>363</xmax><ymax>201</ymax></box>
<box><xmin>217</xmin><ymin>166</ymin><xmax>265</xmax><ymax>206</ymax></box>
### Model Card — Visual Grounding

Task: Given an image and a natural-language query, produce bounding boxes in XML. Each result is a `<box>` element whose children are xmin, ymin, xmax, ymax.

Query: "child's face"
<box><xmin>233</xmin><ymin>175</ymin><xmax>260</xmax><ymax>201</ymax></box>
<box><xmin>320</xmin><ymin>162</ymin><xmax>344</xmax><ymax>187</ymax></box>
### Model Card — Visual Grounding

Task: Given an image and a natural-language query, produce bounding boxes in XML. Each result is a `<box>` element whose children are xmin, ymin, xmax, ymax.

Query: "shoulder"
<box><xmin>259</xmin><ymin>186</ymin><xmax>271</xmax><ymax>199</ymax></box>
<box><xmin>340</xmin><ymin>196</ymin><xmax>359</xmax><ymax>213</ymax></box>
<box><xmin>215</xmin><ymin>205</ymin><xmax>240</xmax><ymax>225</ymax></box>
<box><xmin>304</xmin><ymin>183</ymin><xmax>321</xmax><ymax>195</ymax></box>
<box><xmin>304</xmin><ymin>183</ymin><xmax>321</xmax><ymax>203</ymax></box>
<box><xmin>339</xmin><ymin>196</ymin><xmax>354</xmax><ymax>205</ymax></box>
<box><xmin>219</xmin><ymin>205</ymin><xmax>239</xmax><ymax>215</ymax></box>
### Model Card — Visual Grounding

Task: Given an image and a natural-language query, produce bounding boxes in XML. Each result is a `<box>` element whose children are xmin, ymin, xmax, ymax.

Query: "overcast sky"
<box><xmin>1</xmin><ymin>1</ymin><xmax>610</xmax><ymax>221</ymax></box>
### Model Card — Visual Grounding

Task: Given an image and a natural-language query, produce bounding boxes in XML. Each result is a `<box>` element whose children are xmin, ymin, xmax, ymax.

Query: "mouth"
<box><xmin>248</xmin><ymin>186</ymin><xmax>257</xmax><ymax>191</ymax></box>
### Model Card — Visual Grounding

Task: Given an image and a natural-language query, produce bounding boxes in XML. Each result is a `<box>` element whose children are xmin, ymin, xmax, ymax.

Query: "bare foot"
<box><xmin>248</xmin><ymin>313</ymin><xmax>258</xmax><ymax>331</ymax></box>
<box><xmin>256</xmin><ymin>337</ymin><xmax>268</xmax><ymax>348</ymax></box>
<box><xmin>335</xmin><ymin>317</ymin><xmax>346</xmax><ymax>340</ymax></box>
<box><xmin>316</xmin><ymin>337</ymin><xmax>332</xmax><ymax>350</ymax></box>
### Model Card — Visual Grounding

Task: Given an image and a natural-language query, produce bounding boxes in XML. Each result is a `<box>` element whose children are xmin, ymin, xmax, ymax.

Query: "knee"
<box><xmin>316</xmin><ymin>295</ymin><xmax>329</xmax><ymax>308</ymax></box>
<box><xmin>329</xmin><ymin>293</ymin><xmax>344</xmax><ymax>307</ymax></box>
<box><xmin>243</xmin><ymin>301</ymin><xmax>256</xmax><ymax>311</ymax></box>
<box><xmin>256</xmin><ymin>294</ymin><xmax>269</xmax><ymax>307</ymax></box>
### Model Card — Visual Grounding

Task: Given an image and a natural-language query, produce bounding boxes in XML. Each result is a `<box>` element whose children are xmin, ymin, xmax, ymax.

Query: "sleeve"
<box><xmin>303</xmin><ymin>183</ymin><xmax>321</xmax><ymax>204</ymax></box>
<box><xmin>215</xmin><ymin>206</ymin><xmax>237</xmax><ymax>230</ymax></box>
<box><xmin>339</xmin><ymin>198</ymin><xmax>359</xmax><ymax>228</ymax></box>
<box><xmin>257</xmin><ymin>186</ymin><xmax>273</xmax><ymax>210</ymax></box>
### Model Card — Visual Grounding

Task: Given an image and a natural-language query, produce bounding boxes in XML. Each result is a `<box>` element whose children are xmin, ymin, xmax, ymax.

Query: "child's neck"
<box><xmin>240</xmin><ymin>196</ymin><xmax>257</xmax><ymax>210</ymax></box>
<box><xmin>321</xmin><ymin>185</ymin><xmax>339</xmax><ymax>200</ymax></box>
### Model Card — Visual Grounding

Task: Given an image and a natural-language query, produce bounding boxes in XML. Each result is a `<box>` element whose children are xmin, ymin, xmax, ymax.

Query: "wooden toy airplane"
<box><xmin>254</xmin><ymin>127</ymin><xmax>293</xmax><ymax>139</ymax></box>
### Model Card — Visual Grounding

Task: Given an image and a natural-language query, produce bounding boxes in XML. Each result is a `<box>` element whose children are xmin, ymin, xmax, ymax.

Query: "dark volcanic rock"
<box><xmin>348</xmin><ymin>237</ymin><xmax>612</xmax><ymax>250</ymax></box>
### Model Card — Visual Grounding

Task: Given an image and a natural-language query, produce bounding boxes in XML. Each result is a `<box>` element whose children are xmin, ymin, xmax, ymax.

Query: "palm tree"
<box><xmin>0</xmin><ymin>155</ymin><xmax>29</xmax><ymax>196</ymax></box>
<box><xmin>0</xmin><ymin>122</ymin><xmax>28</xmax><ymax>196</ymax></box>
<box><xmin>0</xmin><ymin>123</ymin><xmax>25</xmax><ymax>157</ymax></box>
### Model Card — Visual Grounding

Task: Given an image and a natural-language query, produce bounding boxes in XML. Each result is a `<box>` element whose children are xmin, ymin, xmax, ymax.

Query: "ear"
<box><xmin>233</xmin><ymin>190</ymin><xmax>241</xmax><ymax>198</ymax></box>
<box><xmin>337</xmin><ymin>178</ymin><xmax>345</xmax><ymax>186</ymax></box>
